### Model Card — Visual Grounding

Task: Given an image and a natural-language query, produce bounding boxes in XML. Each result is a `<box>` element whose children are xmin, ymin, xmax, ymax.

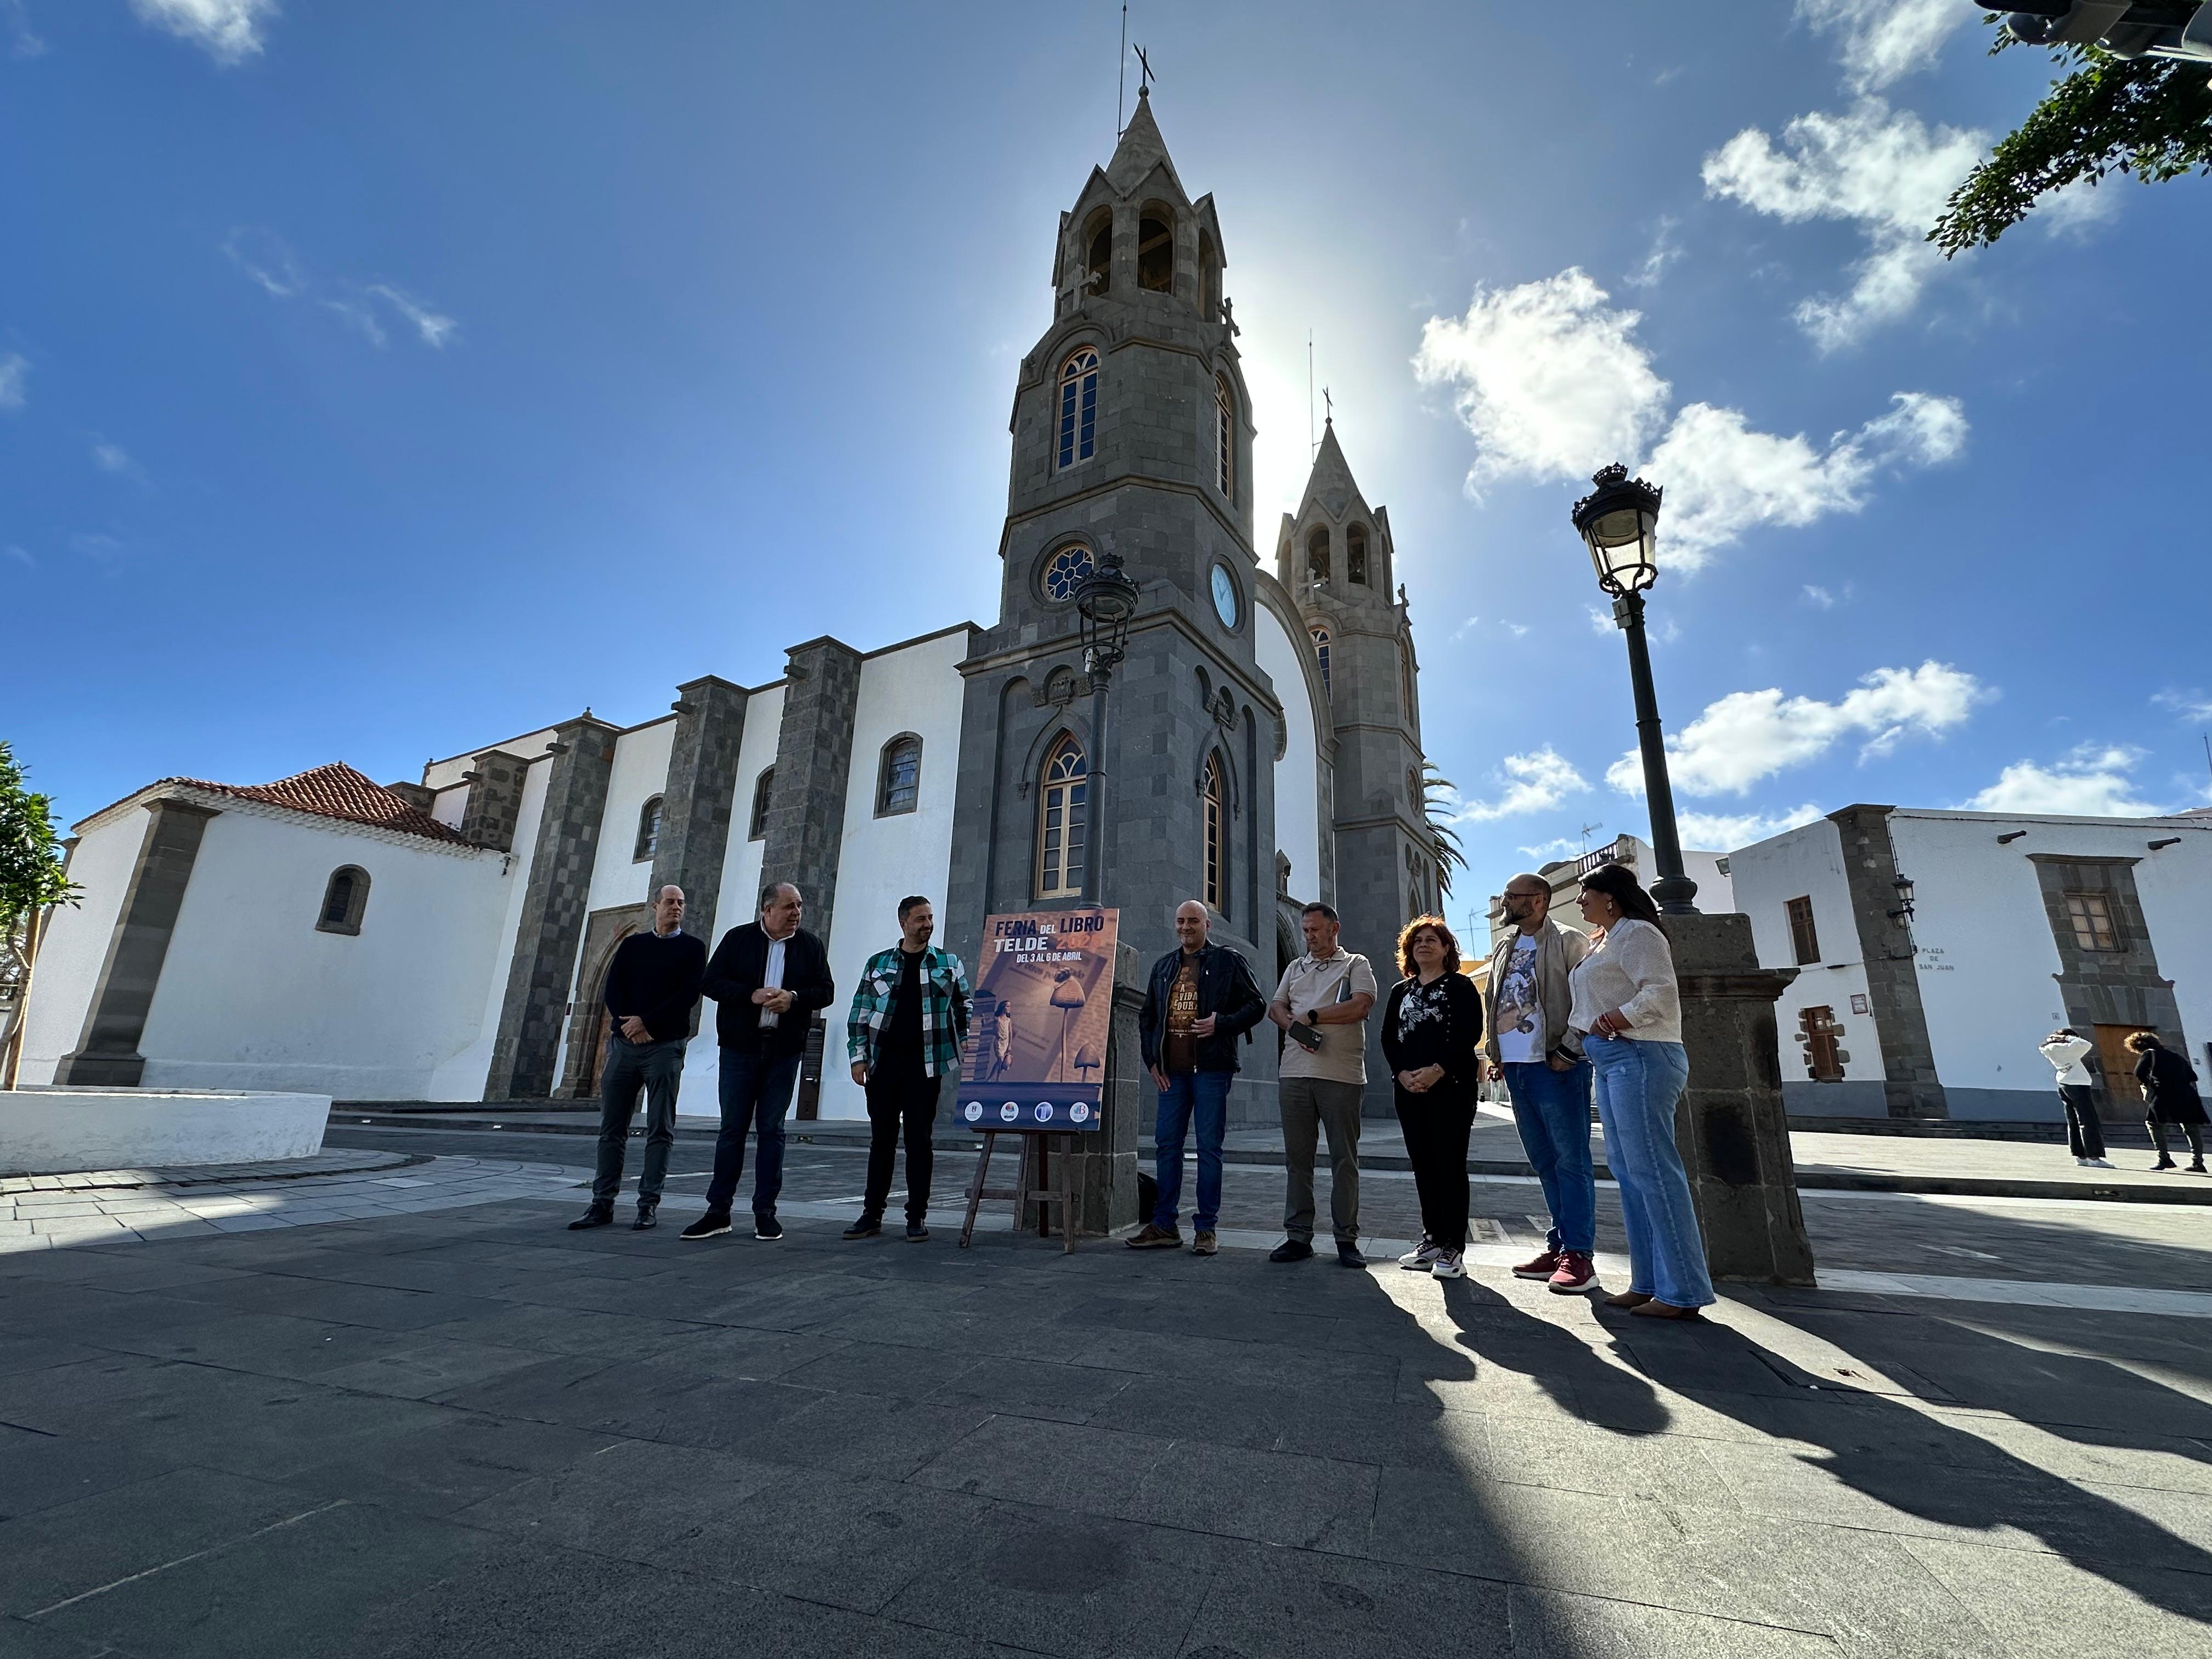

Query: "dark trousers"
<box><xmin>862</xmin><ymin>1067</ymin><xmax>941</xmax><ymax>1222</ymax></box>
<box><xmin>2148</xmin><ymin>1120</ymin><xmax>2207</xmax><ymax>1164</ymax></box>
<box><xmin>2058</xmin><ymin>1086</ymin><xmax>2106</xmax><ymax>1159</ymax></box>
<box><xmin>704</xmin><ymin>1046</ymin><xmax>803</xmax><ymax>1217</ymax></box>
<box><xmin>1395</xmin><ymin>1088</ymin><xmax>1475</xmax><ymax>1252</ymax></box>
<box><xmin>592</xmin><ymin>1036</ymin><xmax>686</xmax><ymax>1209</ymax></box>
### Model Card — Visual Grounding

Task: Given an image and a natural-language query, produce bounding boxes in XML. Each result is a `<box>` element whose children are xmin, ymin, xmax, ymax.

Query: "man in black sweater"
<box><xmin>679</xmin><ymin>882</ymin><xmax>836</xmax><ymax>1242</ymax></box>
<box><xmin>571</xmin><ymin>884</ymin><xmax>706</xmax><ymax>1232</ymax></box>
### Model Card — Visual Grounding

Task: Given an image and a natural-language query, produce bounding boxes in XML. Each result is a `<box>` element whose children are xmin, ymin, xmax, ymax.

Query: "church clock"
<box><xmin>1209</xmin><ymin>563</ymin><xmax>1239</xmax><ymax>630</ymax></box>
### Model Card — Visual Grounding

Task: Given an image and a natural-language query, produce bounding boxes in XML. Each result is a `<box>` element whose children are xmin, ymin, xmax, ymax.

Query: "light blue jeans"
<box><xmin>1585</xmin><ymin>1036</ymin><xmax>1714</xmax><ymax>1309</ymax></box>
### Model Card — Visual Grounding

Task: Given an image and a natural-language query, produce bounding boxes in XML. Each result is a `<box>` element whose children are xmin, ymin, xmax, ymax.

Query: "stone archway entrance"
<box><xmin>558</xmin><ymin>902</ymin><xmax>647</xmax><ymax>1099</ymax></box>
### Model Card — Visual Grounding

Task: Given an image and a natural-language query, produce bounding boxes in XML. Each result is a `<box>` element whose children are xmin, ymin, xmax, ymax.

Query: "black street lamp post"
<box><xmin>1074</xmin><ymin>549</ymin><xmax>1141</xmax><ymax>906</ymax></box>
<box><xmin>1571</xmin><ymin>464</ymin><xmax>1699</xmax><ymax>917</ymax></box>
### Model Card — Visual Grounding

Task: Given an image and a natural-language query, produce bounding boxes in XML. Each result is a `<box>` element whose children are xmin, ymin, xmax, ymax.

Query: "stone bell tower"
<box><xmin>1277</xmin><ymin>421</ymin><xmax>1436</xmax><ymax>1116</ymax></box>
<box><xmin>944</xmin><ymin>87</ymin><xmax>1287</xmax><ymax>1122</ymax></box>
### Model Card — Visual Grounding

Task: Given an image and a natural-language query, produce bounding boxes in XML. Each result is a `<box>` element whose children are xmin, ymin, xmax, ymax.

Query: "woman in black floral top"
<box><xmin>1380</xmin><ymin>915</ymin><xmax>1486</xmax><ymax>1279</ymax></box>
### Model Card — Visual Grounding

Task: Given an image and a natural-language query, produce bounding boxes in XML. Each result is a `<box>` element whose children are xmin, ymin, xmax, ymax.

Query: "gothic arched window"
<box><xmin>633</xmin><ymin>795</ymin><xmax>663</xmax><ymax>862</ymax></box>
<box><xmin>1137</xmin><ymin>205</ymin><xmax>1175</xmax><ymax>292</ymax></box>
<box><xmin>1202</xmin><ymin>753</ymin><xmax>1226</xmax><ymax>915</ymax></box>
<box><xmin>1042</xmin><ymin>543</ymin><xmax>1094</xmax><ymax>603</ymax></box>
<box><xmin>1057</xmin><ymin>349</ymin><xmax>1098</xmax><ymax>470</ymax></box>
<box><xmin>877</xmin><ymin>734</ymin><xmax>922</xmax><ymax>817</ymax></box>
<box><xmin>1214</xmin><ymin>376</ymin><xmax>1235</xmax><ymax>499</ymax></box>
<box><xmin>1308</xmin><ymin>624</ymin><xmax>1331</xmax><ymax>698</ymax></box>
<box><xmin>1307</xmin><ymin>527</ymin><xmax>1331</xmax><ymax>583</ymax></box>
<box><xmin>748</xmin><ymin>768</ymin><xmax>774</xmax><ymax>842</ymax></box>
<box><xmin>317</xmin><ymin>865</ymin><xmax>369</xmax><ymax>936</ymax></box>
<box><xmin>1035</xmin><ymin>736</ymin><xmax>1087</xmax><ymax>899</ymax></box>
<box><xmin>1084</xmin><ymin>211</ymin><xmax>1112</xmax><ymax>296</ymax></box>
<box><xmin>1347</xmin><ymin>523</ymin><xmax>1369</xmax><ymax>586</ymax></box>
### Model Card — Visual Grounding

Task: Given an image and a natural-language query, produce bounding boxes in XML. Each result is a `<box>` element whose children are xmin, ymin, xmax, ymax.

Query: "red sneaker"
<box><xmin>1512</xmin><ymin>1249</ymin><xmax>1561</xmax><ymax>1281</ymax></box>
<box><xmin>1548</xmin><ymin>1251</ymin><xmax>1597</xmax><ymax>1294</ymax></box>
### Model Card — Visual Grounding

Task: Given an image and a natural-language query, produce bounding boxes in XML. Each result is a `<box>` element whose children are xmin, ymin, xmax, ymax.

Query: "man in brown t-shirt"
<box><xmin>1266</xmin><ymin>901</ymin><xmax>1377</xmax><ymax>1267</ymax></box>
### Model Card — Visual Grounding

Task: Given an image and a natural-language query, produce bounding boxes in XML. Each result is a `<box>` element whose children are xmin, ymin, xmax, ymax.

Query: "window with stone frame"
<box><xmin>317</xmin><ymin>865</ymin><xmax>370</xmax><ymax>936</ymax></box>
<box><xmin>748</xmin><ymin>768</ymin><xmax>774</xmax><ymax>842</ymax></box>
<box><xmin>633</xmin><ymin>795</ymin><xmax>663</xmax><ymax>862</ymax></box>
<box><xmin>877</xmin><ymin>735</ymin><xmax>922</xmax><ymax>817</ymax></box>
<box><xmin>1785</xmin><ymin>895</ymin><xmax>1820</xmax><ymax>965</ymax></box>
<box><xmin>1214</xmin><ymin>376</ymin><xmax>1235</xmax><ymax>498</ymax></box>
<box><xmin>1057</xmin><ymin>349</ymin><xmax>1098</xmax><ymax>469</ymax></box>
<box><xmin>1041</xmin><ymin>542</ymin><xmax>1094</xmax><ymax>604</ymax></box>
<box><xmin>1035</xmin><ymin>736</ymin><xmax>1087</xmax><ymax>899</ymax></box>
<box><xmin>1307</xmin><ymin>527</ymin><xmax>1330</xmax><ymax>583</ymax></box>
<box><xmin>1202</xmin><ymin>752</ymin><xmax>1226</xmax><ymax>915</ymax></box>
<box><xmin>1082</xmin><ymin>210</ymin><xmax>1112</xmax><ymax>296</ymax></box>
<box><xmin>2064</xmin><ymin>890</ymin><xmax>2122</xmax><ymax>952</ymax></box>
<box><xmin>1308</xmin><ymin>624</ymin><xmax>1331</xmax><ymax>697</ymax></box>
<box><xmin>1346</xmin><ymin>523</ymin><xmax>1369</xmax><ymax>585</ymax></box>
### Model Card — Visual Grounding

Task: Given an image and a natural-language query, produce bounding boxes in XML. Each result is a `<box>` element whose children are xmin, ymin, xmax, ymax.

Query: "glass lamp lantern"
<box><xmin>1075</xmin><ymin>549</ymin><xmax>1142</xmax><ymax>674</ymax></box>
<box><xmin>1570</xmin><ymin>464</ymin><xmax>1663</xmax><ymax>597</ymax></box>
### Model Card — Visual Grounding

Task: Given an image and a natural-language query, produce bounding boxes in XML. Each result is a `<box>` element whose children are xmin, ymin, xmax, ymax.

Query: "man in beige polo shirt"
<box><xmin>1266</xmin><ymin>901</ymin><xmax>1378</xmax><ymax>1267</ymax></box>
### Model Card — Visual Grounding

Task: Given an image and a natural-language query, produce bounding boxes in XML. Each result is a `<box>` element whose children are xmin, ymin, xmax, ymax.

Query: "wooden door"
<box><xmin>2092</xmin><ymin>1023</ymin><xmax>2154</xmax><ymax>1112</ymax></box>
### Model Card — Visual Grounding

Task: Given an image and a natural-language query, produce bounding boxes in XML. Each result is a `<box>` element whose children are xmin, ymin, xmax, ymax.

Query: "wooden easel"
<box><xmin>959</xmin><ymin>1131</ymin><xmax>1079</xmax><ymax>1252</ymax></box>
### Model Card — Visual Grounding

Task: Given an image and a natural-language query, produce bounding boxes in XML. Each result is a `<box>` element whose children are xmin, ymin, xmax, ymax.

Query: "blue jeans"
<box><xmin>1586</xmin><ymin>1036</ymin><xmax>1713</xmax><ymax>1309</ymax></box>
<box><xmin>1502</xmin><ymin>1058</ymin><xmax>1596</xmax><ymax>1255</ymax></box>
<box><xmin>1152</xmin><ymin>1070</ymin><xmax>1231</xmax><ymax>1233</ymax></box>
<box><xmin>704</xmin><ymin>1047</ymin><xmax>803</xmax><ymax>1217</ymax></box>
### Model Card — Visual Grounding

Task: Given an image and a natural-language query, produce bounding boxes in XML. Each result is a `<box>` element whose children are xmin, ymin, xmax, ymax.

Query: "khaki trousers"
<box><xmin>1279</xmin><ymin>1076</ymin><xmax>1364</xmax><ymax>1243</ymax></box>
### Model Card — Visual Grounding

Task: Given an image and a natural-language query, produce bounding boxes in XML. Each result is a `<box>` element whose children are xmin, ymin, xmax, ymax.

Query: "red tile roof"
<box><xmin>157</xmin><ymin>763</ymin><xmax>472</xmax><ymax>845</ymax></box>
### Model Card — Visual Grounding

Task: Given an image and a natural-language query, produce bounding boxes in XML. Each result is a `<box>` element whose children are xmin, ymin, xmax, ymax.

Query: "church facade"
<box><xmin>24</xmin><ymin>93</ymin><xmax>1441</xmax><ymax>1124</ymax></box>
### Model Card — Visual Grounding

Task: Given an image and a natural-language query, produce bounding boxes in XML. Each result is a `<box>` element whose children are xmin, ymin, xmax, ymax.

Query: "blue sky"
<box><xmin>5</xmin><ymin>0</ymin><xmax>2209</xmax><ymax>927</ymax></box>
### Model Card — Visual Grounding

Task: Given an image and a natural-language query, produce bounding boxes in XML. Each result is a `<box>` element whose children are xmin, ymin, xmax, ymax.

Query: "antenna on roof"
<box><xmin>1307</xmin><ymin>332</ymin><xmax>1315</xmax><ymax>461</ymax></box>
<box><xmin>1579</xmin><ymin>821</ymin><xmax>1604</xmax><ymax>853</ymax></box>
<box><xmin>1117</xmin><ymin>5</ymin><xmax>1127</xmax><ymax>136</ymax></box>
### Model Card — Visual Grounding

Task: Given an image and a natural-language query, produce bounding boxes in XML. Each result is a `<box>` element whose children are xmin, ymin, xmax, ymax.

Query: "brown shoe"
<box><xmin>1125</xmin><ymin>1222</ymin><xmax>1183</xmax><ymax>1250</ymax></box>
<box><xmin>1191</xmin><ymin>1231</ymin><xmax>1218</xmax><ymax>1256</ymax></box>
<box><xmin>1512</xmin><ymin>1249</ymin><xmax>1562</xmax><ymax>1280</ymax></box>
<box><xmin>1604</xmin><ymin>1289</ymin><xmax>1654</xmax><ymax>1309</ymax></box>
<box><xmin>1630</xmin><ymin>1299</ymin><xmax>1705</xmax><ymax>1321</ymax></box>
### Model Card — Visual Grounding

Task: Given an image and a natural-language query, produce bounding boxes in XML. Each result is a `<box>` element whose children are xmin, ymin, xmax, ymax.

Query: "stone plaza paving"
<box><xmin>3</xmin><ymin>1147</ymin><xmax>2212</xmax><ymax>1658</ymax></box>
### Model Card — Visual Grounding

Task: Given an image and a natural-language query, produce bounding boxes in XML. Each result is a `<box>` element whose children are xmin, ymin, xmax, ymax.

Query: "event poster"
<box><xmin>956</xmin><ymin>909</ymin><xmax>1119</xmax><ymax>1132</ymax></box>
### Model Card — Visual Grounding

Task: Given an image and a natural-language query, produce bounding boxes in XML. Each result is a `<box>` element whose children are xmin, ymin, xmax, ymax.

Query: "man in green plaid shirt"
<box><xmin>843</xmin><ymin>895</ymin><xmax>970</xmax><ymax>1242</ymax></box>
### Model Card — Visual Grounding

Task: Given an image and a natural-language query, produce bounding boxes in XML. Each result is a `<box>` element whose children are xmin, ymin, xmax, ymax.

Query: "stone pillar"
<box><xmin>761</xmin><ymin>637</ymin><xmax>862</xmax><ymax>943</ymax></box>
<box><xmin>384</xmin><ymin>781</ymin><xmax>437</xmax><ymax>813</ymax></box>
<box><xmin>1670</xmin><ymin>912</ymin><xmax>1816</xmax><ymax>1286</ymax></box>
<box><xmin>1039</xmin><ymin>941</ymin><xmax>1143</xmax><ymax>1236</ymax></box>
<box><xmin>1830</xmin><ymin>804</ymin><xmax>1946</xmax><ymax>1118</ymax></box>
<box><xmin>461</xmin><ymin>749</ymin><xmax>532</xmax><ymax>854</ymax></box>
<box><xmin>651</xmin><ymin>675</ymin><xmax>749</xmax><ymax>949</ymax></box>
<box><xmin>57</xmin><ymin>798</ymin><xmax>220</xmax><ymax>1087</ymax></box>
<box><xmin>486</xmin><ymin>716</ymin><xmax>620</xmax><ymax>1101</ymax></box>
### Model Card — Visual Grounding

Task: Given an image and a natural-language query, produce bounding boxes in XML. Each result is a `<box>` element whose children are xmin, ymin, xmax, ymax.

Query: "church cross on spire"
<box><xmin>1135</xmin><ymin>44</ymin><xmax>1156</xmax><ymax>96</ymax></box>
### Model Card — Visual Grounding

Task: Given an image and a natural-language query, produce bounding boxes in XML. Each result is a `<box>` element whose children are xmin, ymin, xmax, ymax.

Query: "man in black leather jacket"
<box><xmin>1128</xmin><ymin>900</ymin><xmax>1266</xmax><ymax>1255</ymax></box>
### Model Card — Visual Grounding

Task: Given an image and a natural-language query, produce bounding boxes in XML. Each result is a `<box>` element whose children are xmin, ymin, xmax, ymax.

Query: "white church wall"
<box><xmin>132</xmin><ymin>808</ymin><xmax>511</xmax><ymax>1098</ymax></box>
<box><xmin>584</xmin><ymin>717</ymin><xmax>676</xmax><ymax>917</ymax></box>
<box><xmin>436</xmin><ymin>754</ymin><xmax>549</xmax><ymax>1099</ymax></box>
<box><xmin>431</xmin><ymin>782</ymin><xmax>469</xmax><ymax>830</ymax></box>
<box><xmin>15</xmin><ymin>806</ymin><xmax>150</xmax><ymax>1085</ymax></box>
<box><xmin>422</xmin><ymin>730</ymin><xmax>556</xmax><ymax>793</ymax></box>
<box><xmin>1254</xmin><ymin>603</ymin><xmax>1321</xmax><ymax>907</ymax></box>
<box><xmin>816</xmin><ymin>631</ymin><xmax>969</xmax><ymax>1122</ymax></box>
<box><xmin>678</xmin><ymin>682</ymin><xmax>786</xmax><ymax>1106</ymax></box>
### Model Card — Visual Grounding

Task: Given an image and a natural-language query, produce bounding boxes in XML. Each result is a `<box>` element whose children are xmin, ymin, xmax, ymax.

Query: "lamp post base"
<box><xmin>1649</xmin><ymin>871</ymin><xmax>1700</xmax><ymax>917</ymax></box>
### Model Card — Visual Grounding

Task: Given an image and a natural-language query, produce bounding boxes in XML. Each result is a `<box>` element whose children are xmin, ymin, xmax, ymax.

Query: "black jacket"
<box><xmin>600</xmin><ymin>930</ymin><xmax>707</xmax><ymax>1045</ymax></box>
<box><xmin>1138</xmin><ymin>941</ymin><xmax>1266</xmax><ymax>1075</ymax></box>
<box><xmin>702</xmin><ymin>923</ymin><xmax>835</xmax><ymax>1057</ymax></box>
<box><xmin>1380</xmin><ymin>974</ymin><xmax>1486</xmax><ymax>1101</ymax></box>
<box><xmin>2134</xmin><ymin>1045</ymin><xmax>2207</xmax><ymax>1125</ymax></box>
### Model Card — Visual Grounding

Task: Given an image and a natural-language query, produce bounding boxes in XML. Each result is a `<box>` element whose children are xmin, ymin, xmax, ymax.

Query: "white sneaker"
<box><xmin>1430</xmin><ymin>1250</ymin><xmax>1466</xmax><ymax>1280</ymax></box>
<box><xmin>2075</xmin><ymin>1157</ymin><xmax>2093</xmax><ymax>1167</ymax></box>
<box><xmin>1398</xmin><ymin>1238</ymin><xmax>1441</xmax><ymax>1271</ymax></box>
<box><xmin>2085</xmin><ymin>1158</ymin><xmax>2114</xmax><ymax>1169</ymax></box>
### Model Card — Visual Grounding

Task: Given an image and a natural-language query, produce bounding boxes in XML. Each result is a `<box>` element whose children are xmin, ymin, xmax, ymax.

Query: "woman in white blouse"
<box><xmin>1567</xmin><ymin>861</ymin><xmax>1714</xmax><ymax>1319</ymax></box>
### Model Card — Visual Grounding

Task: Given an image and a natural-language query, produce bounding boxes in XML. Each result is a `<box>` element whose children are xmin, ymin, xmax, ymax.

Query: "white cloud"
<box><xmin>1796</xmin><ymin>0</ymin><xmax>1970</xmax><ymax>95</ymax></box>
<box><xmin>1449</xmin><ymin>748</ymin><xmax>1591</xmax><ymax>823</ymax></box>
<box><xmin>1964</xmin><ymin>747</ymin><xmax>2162</xmax><ymax>817</ymax></box>
<box><xmin>1586</xmin><ymin>605</ymin><xmax>1615</xmax><ymax>636</ymax></box>
<box><xmin>1516</xmin><ymin>837</ymin><xmax>1588</xmax><ymax>861</ymax></box>
<box><xmin>1622</xmin><ymin>217</ymin><xmax>1681</xmax><ymax>290</ymax></box>
<box><xmin>91</xmin><ymin>439</ymin><xmax>151</xmax><ymax>486</ymax></box>
<box><xmin>69</xmin><ymin>531</ymin><xmax>125</xmax><ymax>567</ymax></box>
<box><xmin>1609</xmin><ymin>661</ymin><xmax>1989</xmax><ymax>797</ymax></box>
<box><xmin>4</xmin><ymin>544</ymin><xmax>32</xmax><ymax>569</ymax></box>
<box><xmin>323</xmin><ymin>297</ymin><xmax>388</xmax><ymax>348</ymax></box>
<box><xmin>223</xmin><ymin>226</ymin><xmax>303</xmax><ymax>298</ymax></box>
<box><xmin>4</xmin><ymin>0</ymin><xmax>45</xmax><ymax>58</ymax></box>
<box><xmin>0</xmin><ymin>351</ymin><xmax>26</xmax><ymax>410</ymax></box>
<box><xmin>1451</xmin><ymin>615</ymin><xmax>1480</xmax><ymax>642</ymax></box>
<box><xmin>1802</xmin><ymin>585</ymin><xmax>1836</xmax><ymax>609</ymax></box>
<box><xmin>1415</xmin><ymin>269</ymin><xmax>1965</xmax><ymax>565</ymax></box>
<box><xmin>131</xmin><ymin>0</ymin><xmax>278</xmax><ymax>65</ymax></box>
<box><xmin>1703</xmin><ymin>99</ymin><xmax>1984</xmax><ymax>350</ymax></box>
<box><xmin>1675</xmin><ymin>803</ymin><xmax>1825</xmax><ymax>850</ymax></box>
<box><xmin>367</xmin><ymin>283</ymin><xmax>457</xmax><ymax>349</ymax></box>
<box><xmin>1502</xmin><ymin>621</ymin><xmax>1529</xmax><ymax>639</ymax></box>
<box><xmin>2152</xmin><ymin>689</ymin><xmax>2212</xmax><ymax>722</ymax></box>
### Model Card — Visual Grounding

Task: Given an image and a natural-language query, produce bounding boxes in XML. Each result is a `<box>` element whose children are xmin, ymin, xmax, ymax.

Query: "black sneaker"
<box><xmin>679</xmin><ymin>1212</ymin><xmax>733</xmax><ymax>1240</ymax></box>
<box><xmin>1337</xmin><ymin>1242</ymin><xmax>1369</xmax><ymax>1269</ymax></box>
<box><xmin>905</xmin><ymin>1221</ymin><xmax>930</xmax><ymax>1243</ymax></box>
<box><xmin>1270</xmin><ymin>1239</ymin><xmax>1315</xmax><ymax>1263</ymax></box>
<box><xmin>631</xmin><ymin>1208</ymin><xmax>658</xmax><ymax>1231</ymax></box>
<box><xmin>567</xmin><ymin>1207</ymin><xmax>613</xmax><ymax>1231</ymax></box>
<box><xmin>843</xmin><ymin>1215</ymin><xmax>883</xmax><ymax>1239</ymax></box>
<box><xmin>754</xmin><ymin>1215</ymin><xmax>784</xmax><ymax>1241</ymax></box>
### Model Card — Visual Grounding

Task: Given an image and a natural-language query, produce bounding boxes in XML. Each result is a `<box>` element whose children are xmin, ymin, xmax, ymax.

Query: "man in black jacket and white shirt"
<box><xmin>571</xmin><ymin>884</ymin><xmax>706</xmax><ymax>1232</ymax></box>
<box><xmin>680</xmin><ymin>882</ymin><xmax>835</xmax><ymax>1242</ymax></box>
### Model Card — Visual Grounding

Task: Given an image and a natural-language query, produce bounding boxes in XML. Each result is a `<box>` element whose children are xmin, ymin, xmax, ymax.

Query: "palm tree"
<box><xmin>1420</xmin><ymin>760</ymin><xmax>1469</xmax><ymax>898</ymax></box>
